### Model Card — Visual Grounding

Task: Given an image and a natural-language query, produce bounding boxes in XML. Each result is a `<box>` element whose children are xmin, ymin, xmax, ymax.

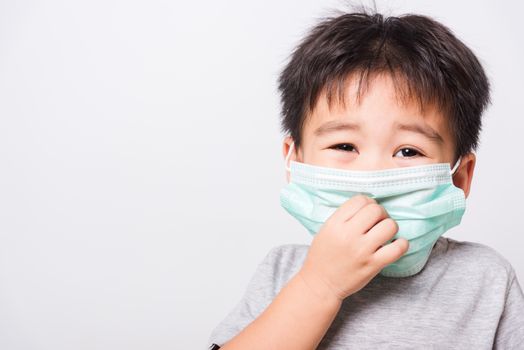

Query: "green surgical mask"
<box><xmin>280</xmin><ymin>142</ymin><xmax>466</xmax><ymax>278</ymax></box>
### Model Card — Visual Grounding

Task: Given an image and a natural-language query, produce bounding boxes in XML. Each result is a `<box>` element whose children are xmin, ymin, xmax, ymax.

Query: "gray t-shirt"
<box><xmin>208</xmin><ymin>236</ymin><xmax>524</xmax><ymax>349</ymax></box>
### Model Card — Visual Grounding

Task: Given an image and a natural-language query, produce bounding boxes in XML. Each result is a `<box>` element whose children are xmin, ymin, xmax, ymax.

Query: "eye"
<box><xmin>330</xmin><ymin>143</ymin><xmax>357</xmax><ymax>152</ymax></box>
<box><xmin>394</xmin><ymin>147</ymin><xmax>423</xmax><ymax>158</ymax></box>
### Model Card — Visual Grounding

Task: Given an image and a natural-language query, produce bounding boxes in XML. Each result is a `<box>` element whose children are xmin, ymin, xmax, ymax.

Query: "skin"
<box><xmin>220</xmin><ymin>73</ymin><xmax>476</xmax><ymax>350</ymax></box>
<box><xmin>284</xmin><ymin>73</ymin><xmax>475</xmax><ymax>196</ymax></box>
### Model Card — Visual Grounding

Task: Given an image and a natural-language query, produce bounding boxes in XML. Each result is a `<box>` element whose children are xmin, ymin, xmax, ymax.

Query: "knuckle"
<box><xmin>328</xmin><ymin>217</ymin><xmax>346</xmax><ymax>234</ymax></box>
<box><xmin>393</xmin><ymin>239</ymin><xmax>407</xmax><ymax>256</ymax></box>
<box><xmin>366</xmin><ymin>255</ymin><xmax>380</xmax><ymax>270</ymax></box>
<box><xmin>366</xmin><ymin>195</ymin><xmax>377</xmax><ymax>203</ymax></box>
<box><xmin>394</xmin><ymin>243</ymin><xmax>405</xmax><ymax>257</ymax></box>
<box><xmin>356</xmin><ymin>248</ymin><xmax>372</xmax><ymax>266</ymax></box>
<box><xmin>385</xmin><ymin>218</ymin><xmax>399</xmax><ymax>233</ymax></box>
<box><xmin>353</xmin><ymin>194</ymin><xmax>369</xmax><ymax>206</ymax></box>
<box><xmin>368</xmin><ymin>203</ymin><xmax>385</xmax><ymax>218</ymax></box>
<box><xmin>322</xmin><ymin>217</ymin><xmax>337</xmax><ymax>232</ymax></box>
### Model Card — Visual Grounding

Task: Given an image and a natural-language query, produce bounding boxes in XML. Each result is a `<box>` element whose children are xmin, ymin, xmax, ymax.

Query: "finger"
<box><xmin>372</xmin><ymin>238</ymin><xmax>409</xmax><ymax>267</ymax></box>
<box><xmin>344</xmin><ymin>202</ymin><xmax>389</xmax><ymax>236</ymax></box>
<box><xmin>328</xmin><ymin>194</ymin><xmax>376</xmax><ymax>225</ymax></box>
<box><xmin>363</xmin><ymin>217</ymin><xmax>399</xmax><ymax>253</ymax></box>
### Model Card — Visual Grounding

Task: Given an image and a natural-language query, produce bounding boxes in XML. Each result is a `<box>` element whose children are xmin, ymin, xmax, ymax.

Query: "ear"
<box><xmin>452</xmin><ymin>152</ymin><xmax>476</xmax><ymax>198</ymax></box>
<box><xmin>282</xmin><ymin>136</ymin><xmax>297</xmax><ymax>183</ymax></box>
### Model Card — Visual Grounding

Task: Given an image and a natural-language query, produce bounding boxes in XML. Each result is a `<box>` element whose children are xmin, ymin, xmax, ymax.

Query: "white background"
<box><xmin>0</xmin><ymin>0</ymin><xmax>523</xmax><ymax>349</ymax></box>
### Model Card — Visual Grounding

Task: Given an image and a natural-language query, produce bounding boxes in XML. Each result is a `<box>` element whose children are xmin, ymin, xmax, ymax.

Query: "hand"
<box><xmin>298</xmin><ymin>194</ymin><xmax>409</xmax><ymax>302</ymax></box>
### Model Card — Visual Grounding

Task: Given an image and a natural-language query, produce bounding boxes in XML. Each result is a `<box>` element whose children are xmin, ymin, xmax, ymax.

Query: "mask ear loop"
<box><xmin>450</xmin><ymin>156</ymin><xmax>462</xmax><ymax>176</ymax></box>
<box><xmin>285</xmin><ymin>141</ymin><xmax>295</xmax><ymax>172</ymax></box>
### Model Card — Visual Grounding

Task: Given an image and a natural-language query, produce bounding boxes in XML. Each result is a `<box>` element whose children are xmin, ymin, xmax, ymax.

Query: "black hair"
<box><xmin>277</xmin><ymin>9</ymin><xmax>491</xmax><ymax>160</ymax></box>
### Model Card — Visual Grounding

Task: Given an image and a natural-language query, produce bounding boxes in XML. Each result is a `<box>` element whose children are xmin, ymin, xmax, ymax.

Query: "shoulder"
<box><xmin>439</xmin><ymin>236</ymin><xmax>516</xmax><ymax>283</ymax></box>
<box><xmin>206</xmin><ymin>245</ymin><xmax>310</xmax><ymax>348</ymax></box>
<box><xmin>253</xmin><ymin>243</ymin><xmax>310</xmax><ymax>293</ymax></box>
<box><xmin>263</xmin><ymin>243</ymin><xmax>310</xmax><ymax>266</ymax></box>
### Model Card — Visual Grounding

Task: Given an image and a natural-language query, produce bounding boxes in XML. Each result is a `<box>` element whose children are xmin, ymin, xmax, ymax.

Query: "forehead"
<box><xmin>302</xmin><ymin>73</ymin><xmax>453</xmax><ymax>141</ymax></box>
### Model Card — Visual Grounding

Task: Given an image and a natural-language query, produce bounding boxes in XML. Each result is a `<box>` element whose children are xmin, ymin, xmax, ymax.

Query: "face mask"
<box><xmin>280</xmin><ymin>142</ymin><xmax>466</xmax><ymax>278</ymax></box>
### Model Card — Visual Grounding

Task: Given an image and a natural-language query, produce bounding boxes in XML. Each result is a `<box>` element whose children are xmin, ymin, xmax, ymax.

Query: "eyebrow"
<box><xmin>313</xmin><ymin>120</ymin><xmax>444</xmax><ymax>144</ymax></box>
<box><xmin>314</xmin><ymin>121</ymin><xmax>361</xmax><ymax>136</ymax></box>
<box><xmin>394</xmin><ymin>122</ymin><xmax>444</xmax><ymax>144</ymax></box>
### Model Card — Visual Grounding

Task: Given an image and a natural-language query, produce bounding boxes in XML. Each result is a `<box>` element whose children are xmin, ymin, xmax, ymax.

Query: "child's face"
<box><xmin>283</xmin><ymin>73</ymin><xmax>476</xmax><ymax>197</ymax></box>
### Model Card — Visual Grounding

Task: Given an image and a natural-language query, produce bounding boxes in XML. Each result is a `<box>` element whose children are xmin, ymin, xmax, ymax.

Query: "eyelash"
<box><xmin>329</xmin><ymin>143</ymin><xmax>425</xmax><ymax>158</ymax></box>
<box><xmin>330</xmin><ymin>143</ymin><xmax>357</xmax><ymax>152</ymax></box>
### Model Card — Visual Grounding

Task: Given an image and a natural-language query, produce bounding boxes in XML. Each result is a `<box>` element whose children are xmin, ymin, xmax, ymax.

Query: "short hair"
<box><xmin>277</xmin><ymin>10</ymin><xmax>491</xmax><ymax>160</ymax></box>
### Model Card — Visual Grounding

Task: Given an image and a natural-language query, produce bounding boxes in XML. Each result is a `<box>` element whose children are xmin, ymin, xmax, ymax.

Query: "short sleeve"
<box><xmin>206</xmin><ymin>246</ymin><xmax>284</xmax><ymax>348</ymax></box>
<box><xmin>494</xmin><ymin>268</ymin><xmax>524</xmax><ymax>348</ymax></box>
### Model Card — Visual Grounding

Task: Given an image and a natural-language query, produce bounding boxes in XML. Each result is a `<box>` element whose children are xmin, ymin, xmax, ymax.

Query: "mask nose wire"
<box><xmin>285</xmin><ymin>141</ymin><xmax>295</xmax><ymax>172</ymax></box>
<box><xmin>450</xmin><ymin>156</ymin><xmax>462</xmax><ymax>176</ymax></box>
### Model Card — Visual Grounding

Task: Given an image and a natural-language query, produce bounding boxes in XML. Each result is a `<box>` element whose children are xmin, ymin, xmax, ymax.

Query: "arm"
<box><xmin>220</xmin><ymin>268</ymin><xmax>342</xmax><ymax>350</ymax></box>
<box><xmin>220</xmin><ymin>195</ymin><xmax>409</xmax><ymax>350</ymax></box>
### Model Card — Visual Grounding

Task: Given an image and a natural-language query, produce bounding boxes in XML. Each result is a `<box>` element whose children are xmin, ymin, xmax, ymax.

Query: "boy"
<box><xmin>208</xmin><ymin>10</ymin><xmax>524</xmax><ymax>349</ymax></box>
